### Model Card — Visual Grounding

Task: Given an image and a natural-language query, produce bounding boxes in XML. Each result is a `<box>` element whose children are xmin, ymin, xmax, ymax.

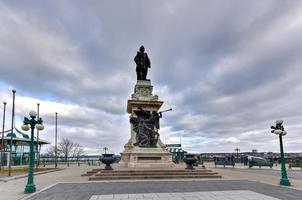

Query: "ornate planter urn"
<box><xmin>100</xmin><ymin>154</ymin><xmax>116</xmax><ymax>170</ymax></box>
<box><xmin>183</xmin><ymin>154</ymin><xmax>197</xmax><ymax>170</ymax></box>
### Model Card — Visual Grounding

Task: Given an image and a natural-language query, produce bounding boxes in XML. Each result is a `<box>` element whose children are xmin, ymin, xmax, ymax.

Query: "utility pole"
<box><xmin>8</xmin><ymin>90</ymin><xmax>16</xmax><ymax>177</ymax></box>
<box><xmin>36</xmin><ymin>103</ymin><xmax>40</xmax><ymax>169</ymax></box>
<box><xmin>55</xmin><ymin>112</ymin><xmax>58</xmax><ymax>168</ymax></box>
<box><xmin>0</xmin><ymin>102</ymin><xmax>7</xmax><ymax>170</ymax></box>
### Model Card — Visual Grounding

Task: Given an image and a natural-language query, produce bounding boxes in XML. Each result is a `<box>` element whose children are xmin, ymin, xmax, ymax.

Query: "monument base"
<box><xmin>120</xmin><ymin>79</ymin><xmax>173</xmax><ymax>168</ymax></box>
<box><xmin>120</xmin><ymin>147</ymin><xmax>173</xmax><ymax>168</ymax></box>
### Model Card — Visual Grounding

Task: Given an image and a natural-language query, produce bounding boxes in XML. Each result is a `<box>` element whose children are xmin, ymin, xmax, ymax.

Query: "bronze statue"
<box><xmin>134</xmin><ymin>45</ymin><xmax>151</xmax><ymax>80</ymax></box>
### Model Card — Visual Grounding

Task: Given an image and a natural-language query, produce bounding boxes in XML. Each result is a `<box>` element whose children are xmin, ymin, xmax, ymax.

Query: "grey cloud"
<box><xmin>1</xmin><ymin>1</ymin><xmax>302</xmax><ymax>154</ymax></box>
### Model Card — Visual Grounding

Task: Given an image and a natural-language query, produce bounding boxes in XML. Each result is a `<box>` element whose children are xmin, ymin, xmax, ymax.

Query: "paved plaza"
<box><xmin>224</xmin><ymin>168</ymin><xmax>302</xmax><ymax>180</ymax></box>
<box><xmin>24</xmin><ymin>180</ymin><xmax>302</xmax><ymax>200</ymax></box>
<box><xmin>2</xmin><ymin>164</ymin><xmax>302</xmax><ymax>200</ymax></box>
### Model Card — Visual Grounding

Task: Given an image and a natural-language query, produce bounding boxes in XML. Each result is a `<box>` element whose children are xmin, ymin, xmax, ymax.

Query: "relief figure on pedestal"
<box><xmin>130</xmin><ymin>108</ymin><xmax>161</xmax><ymax>147</ymax></box>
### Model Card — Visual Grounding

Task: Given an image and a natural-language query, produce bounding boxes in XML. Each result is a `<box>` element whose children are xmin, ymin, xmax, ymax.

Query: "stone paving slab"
<box><xmin>217</xmin><ymin>168</ymin><xmax>302</xmax><ymax>180</ymax></box>
<box><xmin>90</xmin><ymin>190</ymin><xmax>280</xmax><ymax>200</ymax></box>
<box><xmin>24</xmin><ymin>180</ymin><xmax>302</xmax><ymax>200</ymax></box>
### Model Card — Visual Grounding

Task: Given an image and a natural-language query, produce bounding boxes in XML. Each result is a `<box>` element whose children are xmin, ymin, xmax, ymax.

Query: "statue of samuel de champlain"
<box><xmin>119</xmin><ymin>46</ymin><xmax>173</xmax><ymax>168</ymax></box>
<box><xmin>134</xmin><ymin>45</ymin><xmax>151</xmax><ymax>80</ymax></box>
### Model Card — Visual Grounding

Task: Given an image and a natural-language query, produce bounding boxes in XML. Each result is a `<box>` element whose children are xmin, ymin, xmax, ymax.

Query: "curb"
<box><xmin>21</xmin><ymin>183</ymin><xmax>59</xmax><ymax>200</ymax></box>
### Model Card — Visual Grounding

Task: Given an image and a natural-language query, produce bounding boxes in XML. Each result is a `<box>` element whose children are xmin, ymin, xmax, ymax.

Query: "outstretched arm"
<box><xmin>158</xmin><ymin>112</ymin><xmax>162</xmax><ymax>118</ymax></box>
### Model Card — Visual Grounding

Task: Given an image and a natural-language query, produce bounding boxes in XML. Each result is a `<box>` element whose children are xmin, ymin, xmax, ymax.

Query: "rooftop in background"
<box><xmin>1</xmin><ymin>127</ymin><xmax>50</xmax><ymax>148</ymax></box>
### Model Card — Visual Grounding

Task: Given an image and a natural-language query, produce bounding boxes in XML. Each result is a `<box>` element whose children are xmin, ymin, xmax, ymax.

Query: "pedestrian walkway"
<box><xmin>90</xmin><ymin>190</ymin><xmax>279</xmax><ymax>200</ymax></box>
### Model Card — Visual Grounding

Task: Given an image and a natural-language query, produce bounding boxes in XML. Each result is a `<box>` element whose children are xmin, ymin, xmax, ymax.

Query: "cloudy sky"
<box><xmin>1</xmin><ymin>0</ymin><xmax>302</xmax><ymax>154</ymax></box>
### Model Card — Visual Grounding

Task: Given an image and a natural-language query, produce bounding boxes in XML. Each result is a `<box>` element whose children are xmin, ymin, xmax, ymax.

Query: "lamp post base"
<box><xmin>280</xmin><ymin>178</ymin><xmax>291</xmax><ymax>186</ymax></box>
<box><xmin>24</xmin><ymin>183</ymin><xmax>36</xmax><ymax>193</ymax></box>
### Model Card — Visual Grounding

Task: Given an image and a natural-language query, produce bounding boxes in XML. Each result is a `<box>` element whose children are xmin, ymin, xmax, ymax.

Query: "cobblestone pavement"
<box><xmin>90</xmin><ymin>190</ymin><xmax>279</xmax><ymax>200</ymax></box>
<box><xmin>25</xmin><ymin>180</ymin><xmax>302</xmax><ymax>200</ymax></box>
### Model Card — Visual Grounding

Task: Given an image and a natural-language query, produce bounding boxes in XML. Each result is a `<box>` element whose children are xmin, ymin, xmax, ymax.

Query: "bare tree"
<box><xmin>72</xmin><ymin>143</ymin><xmax>84</xmax><ymax>161</ymax></box>
<box><xmin>46</xmin><ymin>145</ymin><xmax>56</xmax><ymax>157</ymax></box>
<box><xmin>58</xmin><ymin>138</ymin><xmax>84</xmax><ymax>161</ymax></box>
<box><xmin>58</xmin><ymin>138</ymin><xmax>75</xmax><ymax>161</ymax></box>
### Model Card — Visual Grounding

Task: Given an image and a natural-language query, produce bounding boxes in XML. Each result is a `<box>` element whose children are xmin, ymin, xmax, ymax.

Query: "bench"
<box><xmin>214</xmin><ymin>157</ymin><xmax>235</xmax><ymax>168</ymax></box>
<box><xmin>248</xmin><ymin>158</ymin><xmax>273</xmax><ymax>168</ymax></box>
<box><xmin>289</xmin><ymin>159</ymin><xmax>302</xmax><ymax>169</ymax></box>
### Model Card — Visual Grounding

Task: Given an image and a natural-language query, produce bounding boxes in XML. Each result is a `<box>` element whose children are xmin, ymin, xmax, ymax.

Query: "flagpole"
<box><xmin>0</xmin><ymin>102</ymin><xmax>7</xmax><ymax>170</ymax></box>
<box><xmin>55</xmin><ymin>112</ymin><xmax>58</xmax><ymax>168</ymax></box>
<box><xmin>8</xmin><ymin>90</ymin><xmax>16</xmax><ymax>177</ymax></box>
<box><xmin>36</xmin><ymin>103</ymin><xmax>40</xmax><ymax>169</ymax></box>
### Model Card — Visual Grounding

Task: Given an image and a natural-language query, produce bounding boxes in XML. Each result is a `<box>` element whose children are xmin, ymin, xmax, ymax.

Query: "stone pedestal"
<box><xmin>120</xmin><ymin>80</ymin><xmax>173</xmax><ymax>168</ymax></box>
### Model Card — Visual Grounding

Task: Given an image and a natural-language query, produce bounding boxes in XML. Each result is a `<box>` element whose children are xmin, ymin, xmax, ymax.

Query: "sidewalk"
<box><xmin>0</xmin><ymin>164</ymin><xmax>96</xmax><ymax>200</ymax></box>
<box><xmin>0</xmin><ymin>168</ymin><xmax>62</xmax><ymax>182</ymax></box>
<box><xmin>204</xmin><ymin>162</ymin><xmax>302</xmax><ymax>189</ymax></box>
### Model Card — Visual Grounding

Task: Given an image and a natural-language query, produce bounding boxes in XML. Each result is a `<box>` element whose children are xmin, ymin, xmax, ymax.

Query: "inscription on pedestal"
<box><xmin>137</xmin><ymin>156</ymin><xmax>162</xmax><ymax>160</ymax></box>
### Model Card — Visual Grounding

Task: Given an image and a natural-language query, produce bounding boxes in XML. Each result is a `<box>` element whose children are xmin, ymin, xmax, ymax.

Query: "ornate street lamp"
<box><xmin>234</xmin><ymin>147</ymin><xmax>240</xmax><ymax>162</ymax></box>
<box><xmin>21</xmin><ymin>111</ymin><xmax>44</xmax><ymax>193</ymax></box>
<box><xmin>103</xmin><ymin>147</ymin><xmax>108</xmax><ymax>154</ymax></box>
<box><xmin>270</xmin><ymin>120</ymin><xmax>291</xmax><ymax>186</ymax></box>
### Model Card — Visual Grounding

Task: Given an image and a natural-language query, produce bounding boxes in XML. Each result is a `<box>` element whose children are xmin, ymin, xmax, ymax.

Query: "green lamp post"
<box><xmin>21</xmin><ymin>111</ymin><xmax>44</xmax><ymax>193</ymax></box>
<box><xmin>270</xmin><ymin>120</ymin><xmax>291</xmax><ymax>186</ymax></box>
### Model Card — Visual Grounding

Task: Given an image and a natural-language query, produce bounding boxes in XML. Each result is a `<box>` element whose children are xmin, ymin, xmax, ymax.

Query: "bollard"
<box><xmin>67</xmin><ymin>162</ymin><xmax>69</xmax><ymax>167</ymax></box>
<box><xmin>78</xmin><ymin>162</ymin><xmax>80</xmax><ymax>166</ymax></box>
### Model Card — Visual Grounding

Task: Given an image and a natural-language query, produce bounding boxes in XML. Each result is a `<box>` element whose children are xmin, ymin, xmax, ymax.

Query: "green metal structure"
<box><xmin>0</xmin><ymin>128</ymin><xmax>49</xmax><ymax>167</ymax></box>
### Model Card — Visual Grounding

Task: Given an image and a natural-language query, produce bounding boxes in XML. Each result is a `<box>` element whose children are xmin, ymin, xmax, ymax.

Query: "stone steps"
<box><xmin>101</xmin><ymin>169</ymin><xmax>213</xmax><ymax>173</ymax></box>
<box><xmin>85</xmin><ymin>168</ymin><xmax>221</xmax><ymax>180</ymax></box>
<box><xmin>89</xmin><ymin>174</ymin><xmax>221</xmax><ymax>180</ymax></box>
<box><xmin>81</xmin><ymin>169</ymin><xmax>100</xmax><ymax>176</ymax></box>
<box><xmin>95</xmin><ymin>172</ymin><xmax>218</xmax><ymax>176</ymax></box>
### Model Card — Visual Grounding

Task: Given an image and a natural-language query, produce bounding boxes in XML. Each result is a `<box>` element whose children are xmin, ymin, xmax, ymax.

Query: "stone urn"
<box><xmin>100</xmin><ymin>154</ymin><xmax>116</xmax><ymax>170</ymax></box>
<box><xmin>183</xmin><ymin>154</ymin><xmax>197</xmax><ymax>169</ymax></box>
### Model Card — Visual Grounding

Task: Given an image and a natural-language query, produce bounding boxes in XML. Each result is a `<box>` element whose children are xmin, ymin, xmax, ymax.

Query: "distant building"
<box><xmin>252</xmin><ymin>149</ymin><xmax>258</xmax><ymax>154</ymax></box>
<box><xmin>165</xmin><ymin>144</ymin><xmax>187</xmax><ymax>163</ymax></box>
